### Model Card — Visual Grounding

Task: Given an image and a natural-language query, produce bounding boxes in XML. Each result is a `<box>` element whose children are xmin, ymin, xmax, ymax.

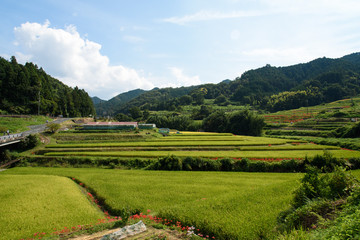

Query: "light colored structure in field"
<box><xmin>138</xmin><ymin>123</ymin><xmax>156</xmax><ymax>129</ymax></box>
<box><xmin>82</xmin><ymin>122</ymin><xmax>156</xmax><ymax>130</ymax></box>
<box><xmin>83</xmin><ymin>122</ymin><xmax>138</xmax><ymax>130</ymax></box>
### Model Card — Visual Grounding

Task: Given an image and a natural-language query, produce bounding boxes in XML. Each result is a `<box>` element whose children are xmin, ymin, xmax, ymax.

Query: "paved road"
<box><xmin>0</xmin><ymin>118</ymin><xmax>71</xmax><ymax>145</ymax></box>
<box><xmin>22</xmin><ymin>118</ymin><xmax>71</xmax><ymax>136</ymax></box>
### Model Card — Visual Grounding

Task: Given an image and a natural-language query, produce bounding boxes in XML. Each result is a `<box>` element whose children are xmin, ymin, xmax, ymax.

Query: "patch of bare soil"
<box><xmin>70</xmin><ymin>226</ymin><xmax>186</xmax><ymax>240</ymax></box>
<box><xmin>39</xmin><ymin>134</ymin><xmax>51</xmax><ymax>144</ymax></box>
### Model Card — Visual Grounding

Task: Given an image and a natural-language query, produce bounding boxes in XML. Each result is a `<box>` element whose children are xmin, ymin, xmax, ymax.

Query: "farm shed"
<box><xmin>138</xmin><ymin>123</ymin><xmax>156</xmax><ymax>129</ymax></box>
<box><xmin>82</xmin><ymin>122</ymin><xmax>138</xmax><ymax>130</ymax></box>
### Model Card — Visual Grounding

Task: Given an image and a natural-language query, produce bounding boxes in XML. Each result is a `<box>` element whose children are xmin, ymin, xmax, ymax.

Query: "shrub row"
<box><xmin>19</xmin><ymin>156</ymin><xmax>156</xmax><ymax>169</ymax></box>
<box><xmin>146</xmin><ymin>153</ymin><xmax>358</xmax><ymax>173</ymax></box>
<box><xmin>55</xmin><ymin>134</ymin><xmax>148</xmax><ymax>142</ymax></box>
<box><xmin>269</xmin><ymin>135</ymin><xmax>360</xmax><ymax>151</ymax></box>
<box><xmin>266</xmin><ymin>129</ymin><xmax>333</xmax><ymax>138</ymax></box>
<box><xmin>19</xmin><ymin>153</ymin><xmax>360</xmax><ymax>173</ymax></box>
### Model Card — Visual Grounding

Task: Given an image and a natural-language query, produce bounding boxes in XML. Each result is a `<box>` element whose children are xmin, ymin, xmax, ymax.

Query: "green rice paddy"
<box><xmin>40</xmin><ymin>131</ymin><xmax>360</xmax><ymax>160</ymax></box>
<box><xmin>0</xmin><ymin>167</ymin><xmax>302</xmax><ymax>239</ymax></box>
<box><xmin>0</xmin><ymin>174</ymin><xmax>104</xmax><ymax>240</ymax></box>
<box><xmin>44</xmin><ymin>149</ymin><xmax>360</xmax><ymax>159</ymax></box>
<box><xmin>3</xmin><ymin>124</ymin><xmax>360</xmax><ymax>239</ymax></box>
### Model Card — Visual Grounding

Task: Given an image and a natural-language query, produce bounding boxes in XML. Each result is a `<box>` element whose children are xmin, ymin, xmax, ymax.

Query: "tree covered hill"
<box><xmin>97</xmin><ymin>52</ymin><xmax>360</xmax><ymax>115</ymax></box>
<box><xmin>0</xmin><ymin>56</ymin><xmax>95</xmax><ymax>117</ymax></box>
<box><xmin>91</xmin><ymin>96</ymin><xmax>105</xmax><ymax>105</ymax></box>
<box><xmin>93</xmin><ymin>88</ymin><xmax>146</xmax><ymax>116</ymax></box>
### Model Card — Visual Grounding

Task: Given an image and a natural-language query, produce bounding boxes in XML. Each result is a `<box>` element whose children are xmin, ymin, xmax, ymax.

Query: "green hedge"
<box><xmin>266</xmin><ymin>129</ymin><xmax>333</xmax><ymax>138</ymax></box>
<box><xmin>18</xmin><ymin>154</ymin><xmax>360</xmax><ymax>173</ymax></box>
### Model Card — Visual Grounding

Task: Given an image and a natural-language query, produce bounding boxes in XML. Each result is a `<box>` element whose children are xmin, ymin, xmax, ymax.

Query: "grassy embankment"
<box><xmin>0</xmin><ymin>115</ymin><xmax>52</xmax><ymax>133</ymax></box>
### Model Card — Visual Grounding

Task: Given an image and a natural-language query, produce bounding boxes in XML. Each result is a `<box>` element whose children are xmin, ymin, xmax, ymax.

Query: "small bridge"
<box><xmin>0</xmin><ymin>133</ymin><xmax>24</xmax><ymax>147</ymax></box>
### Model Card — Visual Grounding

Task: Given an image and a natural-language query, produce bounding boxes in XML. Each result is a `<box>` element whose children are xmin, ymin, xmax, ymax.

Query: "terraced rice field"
<box><xmin>263</xmin><ymin>97</ymin><xmax>360</xmax><ymax>124</ymax></box>
<box><xmin>264</xmin><ymin>97</ymin><xmax>360</xmax><ymax>139</ymax></box>
<box><xmin>0</xmin><ymin>167</ymin><xmax>302</xmax><ymax>239</ymax></box>
<box><xmin>0</xmin><ymin>174</ymin><xmax>104</xmax><ymax>240</ymax></box>
<box><xmin>3</xmin><ymin>167</ymin><xmax>360</xmax><ymax>239</ymax></box>
<box><xmin>34</xmin><ymin>131</ymin><xmax>360</xmax><ymax>160</ymax></box>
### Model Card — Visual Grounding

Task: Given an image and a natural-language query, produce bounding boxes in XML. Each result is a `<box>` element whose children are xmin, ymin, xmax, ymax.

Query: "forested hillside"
<box><xmin>98</xmin><ymin>52</ymin><xmax>360</xmax><ymax>115</ymax></box>
<box><xmin>93</xmin><ymin>89</ymin><xmax>146</xmax><ymax>116</ymax></box>
<box><xmin>0</xmin><ymin>56</ymin><xmax>95</xmax><ymax>117</ymax></box>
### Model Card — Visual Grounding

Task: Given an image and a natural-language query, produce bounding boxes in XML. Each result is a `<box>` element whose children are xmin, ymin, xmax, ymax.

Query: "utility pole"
<box><xmin>38</xmin><ymin>90</ymin><xmax>40</xmax><ymax>115</ymax></box>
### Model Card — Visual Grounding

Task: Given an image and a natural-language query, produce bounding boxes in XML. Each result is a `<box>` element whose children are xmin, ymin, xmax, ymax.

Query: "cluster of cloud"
<box><xmin>163</xmin><ymin>10</ymin><xmax>262</xmax><ymax>25</ymax></box>
<box><xmin>13</xmin><ymin>20</ymin><xmax>203</xmax><ymax>100</ymax></box>
<box><xmin>168</xmin><ymin>67</ymin><xmax>201</xmax><ymax>87</ymax></box>
<box><xmin>161</xmin><ymin>0</ymin><xmax>360</xmax><ymax>75</ymax></box>
<box><xmin>13</xmin><ymin>20</ymin><xmax>154</xmax><ymax>99</ymax></box>
<box><xmin>163</xmin><ymin>0</ymin><xmax>360</xmax><ymax>25</ymax></box>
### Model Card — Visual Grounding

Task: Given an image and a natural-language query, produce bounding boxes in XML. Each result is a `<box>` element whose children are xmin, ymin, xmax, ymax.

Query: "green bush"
<box><xmin>292</xmin><ymin>166</ymin><xmax>356</xmax><ymax>209</ymax></box>
<box><xmin>0</xmin><ymin>149</ymin><xmax>13</xmax><ymax>163</ymax></box>
<box><xmin>278</xmin><ymin>166</ymin><xmax>359</xmax><ymax>232</ymax></box>
<box><xmin>202</xmin><ymin>159</ymin><xmax>221</xmax><ymax>171</ymax></box>
<box><xmin>19</xmin><ymin>152</ymin><xmax>358</xmax><ymax>173</ymax></box>
<box><xmin>280</xmin><ymin>199</ymin><xmax>333</xmax><ymax>230</ymax></box>
<box><xmin>182</xmin><ymin>157</ymin><xmax>205</xmax><ymax>171</ymax></box>
<box><xmin>220</xmin><ymin>158</ymin><xmax>234</xmax><ymax>171</ymax></box>
<box><xmin>154</xmin><ymin>155</ymin><xmax>183</xmax><ymax>170</ymax></box>
<box><xmin>309</xmin><ymin>187</ymin><xmax>360</xmax><ymax>239</ymax></box>
<box><xmin>248</xmin><ymin>160</ymin><xmax>268</xmax><ymax>172</ymax></box>
<box><xmin>19</xmin><ymin>134</ymin><xmax>39</xmax><ymax>150</ymax></box>
<box><xmin>292</xmin><ymin>166</ymin><xmax>321</xmax><ymax>208</ymax></box>
<box><xmin>233</xmin><ymin>158</ymin><xmax>249</xmax><ymax>171</ymax></box>
<box><xmin>310</xmin><ymin>151</ymin><xmax>346</xmax><ymax>172</ymax></box>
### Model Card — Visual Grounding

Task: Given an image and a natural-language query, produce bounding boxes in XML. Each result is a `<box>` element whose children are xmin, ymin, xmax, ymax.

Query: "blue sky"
<box><xmin>1</xmin><ymin>0</ymin><xmax>360</xmax><ymax>100</ymax></box>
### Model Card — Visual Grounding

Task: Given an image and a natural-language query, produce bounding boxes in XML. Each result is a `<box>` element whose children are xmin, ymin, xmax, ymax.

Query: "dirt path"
<box><xmin>0</xmin><ymin>158</ymin><xmax>23</xmax><ymax>169</ymax></box>
<box><xmin>70</xmin><ymin>226</ymin><xmax>186</xmax><ymax>240</ymax></box>
<box><xmin>39</xmin><ymin>134</ymin><xmax>51</xmax><ymax>144</ymax></box>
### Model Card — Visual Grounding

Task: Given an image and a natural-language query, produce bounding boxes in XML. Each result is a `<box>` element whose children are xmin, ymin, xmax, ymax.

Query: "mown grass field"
<box><xmin>1</xmin><ymin>167</ymin><xmax>302</xmax><ymax>239</ymax></box>
<box><xmin>0</xmin><ymin>174</ymin><xmax>104</xmax><ymax>240</ymax></box>
<box><xmin>0</xmin><ymin>115</ymin><xmax>52</xmax><ymax>133</ymax></box>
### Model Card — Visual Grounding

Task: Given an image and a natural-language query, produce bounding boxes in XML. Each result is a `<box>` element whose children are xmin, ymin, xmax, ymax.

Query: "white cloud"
<box><xmin>163</xmin><ymin>10</ymin><xmax>263</xmax><ymax>25</ymax></box>
<box><xmin>163</xmin><ymin>0</ymin><xmax>360</xmax><ymax>25</ymax></box>
<box><xmin>169</xmin><ymin>67</ymin><xmax>201</xmax><ymax>86</ymax></box>
<box><xmin>13</xmin><ymin>21</ymin><xmax>154</xmax><ymax>100</ymax></box>
<box><xmin>14</xmin><ymin>51</ymin><xmax>32</xmax><ymax>63</ymax></box>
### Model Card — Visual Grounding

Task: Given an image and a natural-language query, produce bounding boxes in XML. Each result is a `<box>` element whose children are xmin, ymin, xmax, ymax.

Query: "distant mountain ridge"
<box><xmin>91</xmin><ymin>96</ymin><xmax>105</xmax><ymax>105</ymax></box>
<box><xmin>94</xmin><ymin>89</ymin><xmax>146</xmax><ymax>116</ymax></box>
<box><xmin>94</xmin><ymin>52</ymin><xmax>360</xmax><ymax>115</ymax></box>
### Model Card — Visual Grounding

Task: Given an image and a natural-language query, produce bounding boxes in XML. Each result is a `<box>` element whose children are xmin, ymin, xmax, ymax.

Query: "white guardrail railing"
<box><xmin>0</xmin><ymin>133</ymin><xmax>24</xmax><ymax>143</ymax></box>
